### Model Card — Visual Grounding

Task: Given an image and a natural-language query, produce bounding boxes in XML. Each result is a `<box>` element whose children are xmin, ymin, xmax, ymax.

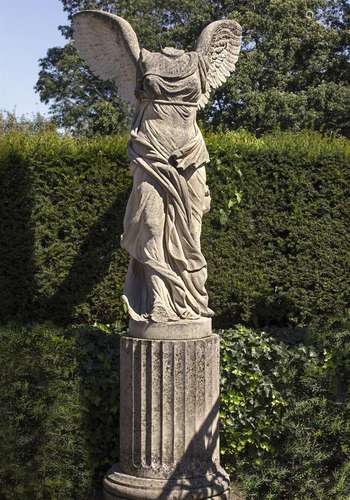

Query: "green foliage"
<box><xmin>208</xmin><ymin>0</ymin><xmax>350</xmax><ymax>136</ymax></box>
<box><xmin>220</xmin><ymin>325</ymin><xmax>307</xmax><ymax>464</ymax></box>
<box><xmin>0</xmin><ymin>131</ymin><xmax>130</xmax><ymax>325</ymax></box>
<box><xmin>235</xmin><ymin>328</ymin><xmax>350</xmax><ymax>499</ymax></box>
<box><xmin>1</xmin><ymin>323</ymin><xmax>348</xmax><ymax>499</ymax></box>
<box><xmin>36</xmin><ymin>42</ymin><xmax>129</xmax><ymax>135</ymax></box>
<box><xmin>36</xmin><ymin>0</ymin><xmax>350</xmax><ymax>136</ymax></box>
<box><xmin>0</xmin><ymin>111</ymin><xmax>56</xmax><ymax>135</ymax></box>
<box><xmin>0</xmin><ymin>130</ymin><xmax>349</xmax><ymax>329</ymax></box>
<box><xmin>0</xmin><ymin>323</ymin><xmax>120</xmax><ymax>500</ymax></box>
<box><xmin>205</xmin><ymin>130</ymin><xmax>350</xmax><ymax>329</ymax></box>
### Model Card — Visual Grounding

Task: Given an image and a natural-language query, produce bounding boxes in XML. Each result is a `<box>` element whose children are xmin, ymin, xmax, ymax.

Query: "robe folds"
<box><xmin>121</xmin><ymin>48</ymin><xmax>213</xmax><ymax>322</ymax></box>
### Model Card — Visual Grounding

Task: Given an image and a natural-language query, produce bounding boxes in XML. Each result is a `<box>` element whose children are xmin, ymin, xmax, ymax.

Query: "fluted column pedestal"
<box><xmin>104</xmin><ymin>320</ymin><xmax>230</xmax><ymax>499</ymax></box>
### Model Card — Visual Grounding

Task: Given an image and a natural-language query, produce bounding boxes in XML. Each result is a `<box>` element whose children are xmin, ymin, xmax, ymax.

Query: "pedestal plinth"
<box><xmin>104</xmin><ymin>320</ymin><xmax>230</xmax><ymax>499</ymax></box>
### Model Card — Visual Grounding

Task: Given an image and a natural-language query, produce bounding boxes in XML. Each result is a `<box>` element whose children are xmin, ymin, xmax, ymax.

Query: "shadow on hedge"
<box><xmin>44</xmin><ymin>196</ymin><xmax>127</xmax><ymax>324</ymax></box>
<box><xmin>0</xmin><ymin>162</ymin><xmax>36</xmax><ymax>322</ymax></box>
<box><xmin>66</xmin><ymin>327</ymin><xmax>121</xmax><ymax>498</ymax></box>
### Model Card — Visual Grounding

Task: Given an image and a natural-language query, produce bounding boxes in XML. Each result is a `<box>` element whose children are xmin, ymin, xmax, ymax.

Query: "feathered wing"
<box><xmin>72</xmin><ymin>10</ymin><xmax>140</xmax><ymax>108</ymax></box>
<box><xmin>196</xmin><ymin>20</ymin><xmax>242</xmax><ymax>109</ymax></box>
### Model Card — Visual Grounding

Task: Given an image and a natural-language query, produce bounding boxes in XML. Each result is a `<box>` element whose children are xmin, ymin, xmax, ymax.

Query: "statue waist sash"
<box><xmin>140</xmin><ymin>98</ymin><xmax>198</xmax><ymax>108</ymax></box>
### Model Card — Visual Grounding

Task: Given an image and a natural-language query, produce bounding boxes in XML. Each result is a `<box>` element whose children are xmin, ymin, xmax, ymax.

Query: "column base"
<box><xmin>103</xmin><ymin>464</ymin><xmax>230</xmax><ymax>500</ymax></box>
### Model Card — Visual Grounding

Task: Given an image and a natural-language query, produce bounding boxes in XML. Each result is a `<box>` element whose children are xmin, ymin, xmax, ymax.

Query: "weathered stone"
<box><xmin>103</xmin><ymin>333</ymin><xmax>230</xmax><ymax>499</ymax></box>
<box><xmin>128</xmin><ymin>317</ymin><xmax>212</xmax><ymax>340</ymax></box>
<box><xmin>73</xmin><ymin>10</ymin><xmax>242</xmax><ymax>325</ymax></box>
<box><xmin>72</xmin><ymin>10</ymin><xmax>243</xmax><ymax>500</ymax></box>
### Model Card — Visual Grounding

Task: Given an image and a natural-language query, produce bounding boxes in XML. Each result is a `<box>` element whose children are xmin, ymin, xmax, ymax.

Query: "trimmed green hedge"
<box><xmin>0</xmin><ymin>324</ymin><xmax>120</xmax><ymax>499</ymax></box>
<box><xmin>1</xmin><ymin>323</ymin><xmax>349</xmax><ymax>499</ymax></box>
<box><xmin>234</xmin><ymin>328</ymin><xmax>350</xmax><ymax>499</ymax></box>
<box><xmin>0</xmin><ymin>130</ymin><xmax>349</xmax><ymax>328</ymax></box>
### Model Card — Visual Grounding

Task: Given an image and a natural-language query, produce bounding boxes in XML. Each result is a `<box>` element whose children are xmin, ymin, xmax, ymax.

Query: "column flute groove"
<box><xmin>105</xmin><ymin>333</ymin><xmax>230</xmax><ymax>499</ymax></box>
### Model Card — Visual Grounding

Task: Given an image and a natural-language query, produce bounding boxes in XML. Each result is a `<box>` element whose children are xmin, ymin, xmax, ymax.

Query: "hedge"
<box><xmin>0</xmin><ymin>324</ymin><xmax>120</xmax><ymax>499</ymax></box>
<box><xmin>0</xmin><ymin>130</ymin><xmax>349</xmax><ymax>329</ymax></box>
<box><xmin>1</xmin><ymin>323</ymin><xmax>349</xmax><ymax>499</ymax></box>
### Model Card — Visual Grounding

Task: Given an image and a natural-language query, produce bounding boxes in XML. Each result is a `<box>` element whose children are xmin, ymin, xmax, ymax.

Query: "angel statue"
<box><xmin>73</xmin><ymin>11</ymin><xmax>242</xmax><ymax>324</ymax></box>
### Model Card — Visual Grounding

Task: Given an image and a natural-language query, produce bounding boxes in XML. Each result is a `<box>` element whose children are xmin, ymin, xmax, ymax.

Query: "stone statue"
<box><xmin>73</xmin><ymin>11</ymin><xmax>243</xmax><ymax>500</ymax></box>
<box><xmin>73</xmin><ymin>11</ymin><xmax>242</xmax><ymax>325</ymax></box>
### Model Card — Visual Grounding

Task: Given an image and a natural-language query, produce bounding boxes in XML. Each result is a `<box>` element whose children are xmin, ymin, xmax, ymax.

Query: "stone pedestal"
<box><xmin>104</xmin><ymin>321</ymin><xmax>230</xmax><ymax>499</ymax></box>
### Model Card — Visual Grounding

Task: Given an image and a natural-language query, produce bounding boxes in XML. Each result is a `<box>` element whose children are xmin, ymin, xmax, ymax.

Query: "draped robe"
<box><xmin>121</xmin><ymin>48</ymin><xmax>213</xmax><ymax>322</ymax></box>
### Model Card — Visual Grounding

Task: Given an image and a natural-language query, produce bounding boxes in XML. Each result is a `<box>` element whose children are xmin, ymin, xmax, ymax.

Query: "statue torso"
<box><xmin>130</xmin><ymin>48</ymin><xmax>208</xmax><ymax>159</ymax></box>
<box><xmin>137</xmin><ymin>48</ymin><xmax>205</xmax><ymax>105</ymax></box>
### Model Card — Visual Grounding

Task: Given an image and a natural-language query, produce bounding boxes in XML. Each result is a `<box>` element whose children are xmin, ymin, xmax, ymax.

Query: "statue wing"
<box><xmin>72</xmin><ymin>10</ymin><xmax>140</xmax><ymax>108</ymax></box>
<box><xmin>196</xmin><ymin>20</ymin><xmax>242</xmax><ymax>109</ymax></box>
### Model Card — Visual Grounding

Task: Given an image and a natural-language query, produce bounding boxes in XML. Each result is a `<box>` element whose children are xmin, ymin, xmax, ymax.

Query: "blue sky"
<box><xmin>0</xmin><ymin>1</ymin><xmax>68</xmax><ymax>117</ymax></box>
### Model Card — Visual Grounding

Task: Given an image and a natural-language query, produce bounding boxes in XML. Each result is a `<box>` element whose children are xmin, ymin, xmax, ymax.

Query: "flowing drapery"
<box><xmin>121</xmin><ymin>49</ymin><xmax>213</xmax><ymax>322</ymax></box>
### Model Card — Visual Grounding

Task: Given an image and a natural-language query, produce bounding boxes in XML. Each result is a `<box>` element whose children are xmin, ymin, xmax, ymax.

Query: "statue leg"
<box><xmin>135</xmin><ymin>174</ymin><xmax>179</xmax><ymax>321</ymax></box>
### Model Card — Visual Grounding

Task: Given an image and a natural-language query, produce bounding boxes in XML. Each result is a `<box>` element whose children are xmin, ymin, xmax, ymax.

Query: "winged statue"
<box><xmin>73</xmin><ymin>10</ymin><xmax>242</xmax><ymax>324</ymax></box>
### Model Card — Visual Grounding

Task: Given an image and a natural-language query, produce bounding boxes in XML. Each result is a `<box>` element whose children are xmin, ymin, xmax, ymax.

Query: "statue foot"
<box><xmin>202</xmin><ymin>307</ymin><xmax>215</xmax><ymax>317</ymax></box>
<box><xmin>151</xmin><ymin>305</ymin><xmax>179</xmax><ymax>323</ymax></box>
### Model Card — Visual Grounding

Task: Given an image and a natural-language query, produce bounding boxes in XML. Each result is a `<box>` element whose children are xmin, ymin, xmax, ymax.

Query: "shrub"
<box><xmin>0</xmin><ymin>130</ymin><xmax>349</xmax><ymax>329</ymax></box>
<box><xmin>220</xmin><ymin>325</ymin><xmax>309</xmax><ymax>466</ymax></box>
<box><xmin>1</xmin><ymin>323</ymin><xmax>349</xmax><ymax>499</ymax></box>
<box><xmin>0</xmin><ymin>323</ymin><xmax>120</xmax><ymax>499</ymax></box>
<box><xmin>205</xmin><ymin>130</ymin><xmax>350</xmax><ymax>329</ymax></box>
<box><xmin>233</xmin><ymin>328</ymin><xmax>350</xmax><ymax>499</ymax></box>
<box><xmin>0</xmin><ymin>132</ymin><xmax>130</xmax><ymax>325</ymax></box>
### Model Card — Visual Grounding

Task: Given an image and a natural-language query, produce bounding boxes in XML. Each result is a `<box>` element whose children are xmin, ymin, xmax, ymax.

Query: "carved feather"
<box><xmin>72</xmin><ymin>10</ymin><xmax>140</xmax><ymax>108</ymax></box>
<box><xmin>196</xmin><ymin>20</ymin><xmax>242</xmax><ymax>109</ymax></box>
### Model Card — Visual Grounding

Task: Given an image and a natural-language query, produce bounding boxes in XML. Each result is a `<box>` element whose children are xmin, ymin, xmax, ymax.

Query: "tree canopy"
<box><xmin>0</xmin><ymin>111</ymin><xmax>56</xmax><ymax>135</ymax></box>
<box><xmin>36</xmin><ymin>0</ymin><xmax>350</xmax><ymax>136</ymax></box>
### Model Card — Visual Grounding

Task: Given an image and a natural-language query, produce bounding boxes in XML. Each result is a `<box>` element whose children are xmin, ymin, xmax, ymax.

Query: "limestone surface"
<box><xmin>73</xmin><ymin>11</ymin><xmax>242</xmax><ymax>325</ymax></box>
<box><xmin>104</xmin><ymin>333</ymin><xmax>230</xmax><ymax>499</ymax></box>
<box><xmin>72</xmin><ymin>11</ymin><xmax>243</xmax><ymax>500</ymax></box>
